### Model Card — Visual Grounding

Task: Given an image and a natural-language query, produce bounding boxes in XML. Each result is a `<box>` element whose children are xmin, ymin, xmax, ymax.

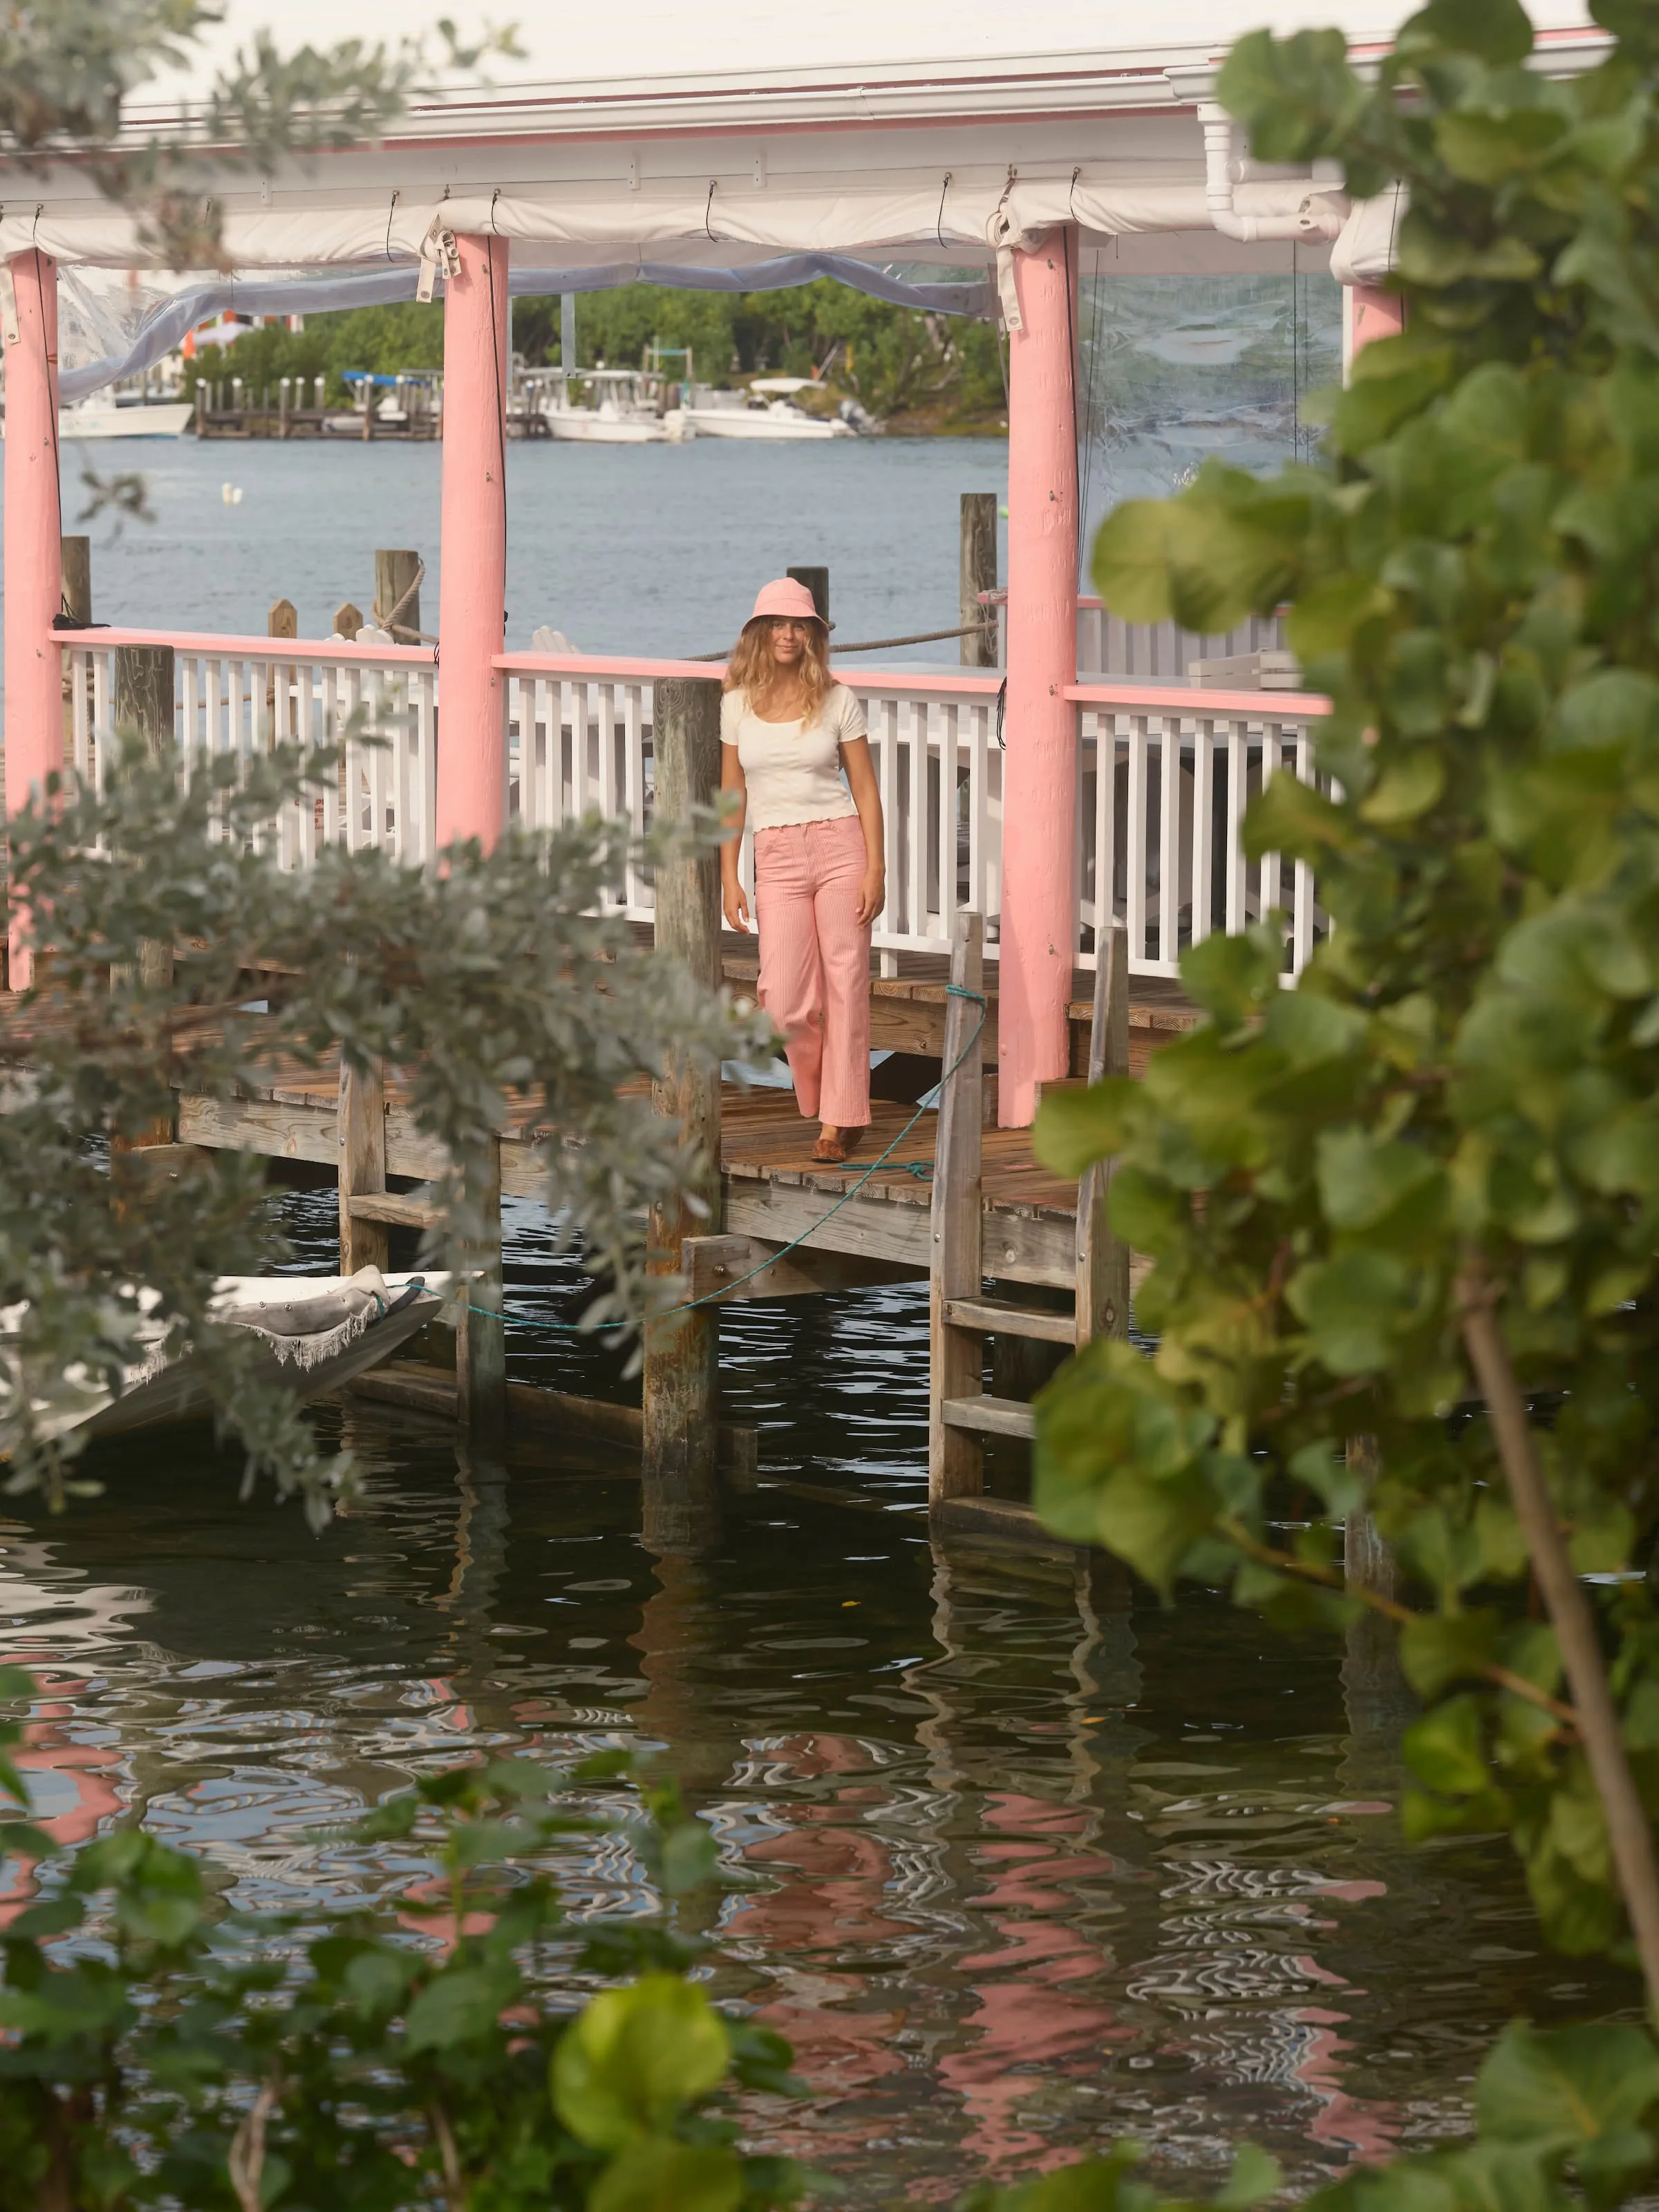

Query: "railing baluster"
<box><xmin>1258</xmin><ymin>722</ymin><xmax>1281</xmax><ymax>946</ymax></box>
<box><xmin>1158</xmin><ymin>715</ymin><xmax>1181</xmax><ymax>974</ymax></box>
<box><xmin>1291</xmin><ymin>727</ymin><xmax>1316</xmax><ymax>977</ymax></box>
<box><xmin>1126</xmin><ymin>715</ymin><xmax>1148</xmax><ymax>968</ymax></box>
<box><xmin>1190</xmin><ymin>718</ymin><xmax>1215</xmax><ymax>946</ymax></box>
<box><xmin>1224</xmin><ymin>718</ymin><xmax>1247</xmax><ymax>935</ymax></box>
<box><xmin>623</xmin><ymin>682</ymin><xmax>646</xmax><ymax>913</ymax></box>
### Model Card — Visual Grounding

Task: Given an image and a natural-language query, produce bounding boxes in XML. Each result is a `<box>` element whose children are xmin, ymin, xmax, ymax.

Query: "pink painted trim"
<box><xmin>57</xmin><ymin>627</ymin><xmax>436</xmax><ymax>666</ymax></box>
<box><xmin>1067</xmin><ymin>679</ymin><xmax>1330</xmax><ymax>716</ymax></box>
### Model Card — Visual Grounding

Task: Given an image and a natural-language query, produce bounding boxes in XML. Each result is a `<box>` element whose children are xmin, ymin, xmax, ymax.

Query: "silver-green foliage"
<box><xmin>0</xmin><ymin>739</ymin><xmax>762</xmax><ymax>1515</ymax></box>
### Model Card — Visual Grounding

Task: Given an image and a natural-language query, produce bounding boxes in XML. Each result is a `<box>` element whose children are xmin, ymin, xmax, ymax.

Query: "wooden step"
<box><xmin>945</xmin><ymin>1297</ymin><xmax>1076</xmax><ymax>1346</ymax></box>
<box><xmin>941</xmin><ymin>1394</ymin><xmax>1036</xmax><ymax>1440</ymax></box>
<box><xmin>346</xmin><ymin>1191</ymin><xmax>442</xmax><ymax>1230</ymax></box>
<box><xmin>931</xmin><ymin>1493</ymin><xmax>1083</xmax><ymax>1554</ymax></box>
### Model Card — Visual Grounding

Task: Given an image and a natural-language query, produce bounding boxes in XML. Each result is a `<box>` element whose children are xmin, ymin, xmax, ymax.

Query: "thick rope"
<box><xmin>686</xmin><ymin>619</ymin><xmax>997</xmax><ymax>664</ymax></box>
<box><xmin>372</xmin><ymin>559</ymin><xmax>437</xmax><ymax>646</ymax></box>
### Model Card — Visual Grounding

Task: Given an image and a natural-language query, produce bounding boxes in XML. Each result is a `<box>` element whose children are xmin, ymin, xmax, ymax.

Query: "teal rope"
<box><xmin>460</xmin><ymin>984</ymin><xmax>986</xmax><ymax>1332</ymax></box>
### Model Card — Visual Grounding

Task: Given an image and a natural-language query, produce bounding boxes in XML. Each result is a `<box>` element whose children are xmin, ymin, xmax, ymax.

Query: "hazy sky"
<box><xmin>160</xmin><ymin>0</ymin><xmax>1595</xmax><ymax>95</ymax></box>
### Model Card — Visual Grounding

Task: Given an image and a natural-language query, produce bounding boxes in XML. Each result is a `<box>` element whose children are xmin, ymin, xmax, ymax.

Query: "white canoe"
<box><xmin>4</xmin><ymin>1268</ymin><xmax>453</xmax><ymax>1446</ymax></box>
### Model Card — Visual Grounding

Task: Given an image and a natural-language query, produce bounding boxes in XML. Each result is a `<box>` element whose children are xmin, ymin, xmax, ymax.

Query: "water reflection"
<box><xmin>0</xmin><ymin>1399</ymin><xmax>1631</xmax><ymax>2202</ymax></box>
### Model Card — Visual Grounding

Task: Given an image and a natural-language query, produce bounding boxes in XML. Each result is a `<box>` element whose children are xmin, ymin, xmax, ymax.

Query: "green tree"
<box><xmin>2</xmin><ymin>739</ymin><xmax>758</xmax><ymax>1516</ymax></box>
<box><xmin>1034</xmin><ymin>0</ymin><xmax>1659</xmax><ymax>2041</ymax></box>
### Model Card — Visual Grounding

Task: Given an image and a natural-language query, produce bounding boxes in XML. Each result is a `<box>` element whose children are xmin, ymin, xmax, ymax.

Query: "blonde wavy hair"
<box><xmin>724</xmin><ymin>615</ymin><xmax>832</xmax><ymax>725</ymax></box>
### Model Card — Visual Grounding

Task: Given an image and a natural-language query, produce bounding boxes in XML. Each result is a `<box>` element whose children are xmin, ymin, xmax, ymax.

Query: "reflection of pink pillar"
<box><xmin>435</xmin><ymin>234</ymin><xmax>509</xmax><ymax>852</ymax></box>
<box><xmin>1343</xmin><ymin>282</ymin><xmax>1404</xmax><ymax>374</ymax></box>
<box><xmin>999</xmin><ymin>229</ymin><xmax>1078</xmax><ymax>1128</ymax></box>
<box><xmin>4</xmin><ymin>251</ymin><xmax>62</xmax><ymax>985</ymax></box>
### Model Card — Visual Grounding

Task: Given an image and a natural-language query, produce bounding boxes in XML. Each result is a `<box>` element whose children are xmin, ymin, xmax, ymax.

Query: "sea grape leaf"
<box><xmin>553</xmin><ymin>1976</ymin><xmax>732</xmax><ymax>2149</ymax></box>
<box><xmin>1476</xmin><ymin>2022</ymin><xmax>1659</xmax><ymax>2149</ymax></box>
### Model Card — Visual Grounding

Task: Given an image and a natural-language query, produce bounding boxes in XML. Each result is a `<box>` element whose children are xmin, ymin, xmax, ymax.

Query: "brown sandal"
<box><xmin>811</xmin><ymin>1125</ymin><xmax>865</xmax><ymax>1165</ymax></box>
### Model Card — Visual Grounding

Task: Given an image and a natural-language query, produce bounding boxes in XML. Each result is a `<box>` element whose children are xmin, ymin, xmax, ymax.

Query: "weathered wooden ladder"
<box><xmin>928</xmin><ymin>907</ymin><xmax>1130</xmax><ymax>1506</ymax></box>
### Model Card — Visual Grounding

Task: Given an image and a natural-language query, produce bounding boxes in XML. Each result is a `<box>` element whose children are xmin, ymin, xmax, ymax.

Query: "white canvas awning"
<box><xmin>3</xmin><ymin>0</ymin><xmax>1599</xmax><ymax>393</ymax></box>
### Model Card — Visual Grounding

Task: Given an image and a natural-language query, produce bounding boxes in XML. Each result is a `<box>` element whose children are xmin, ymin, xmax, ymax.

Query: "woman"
<box><xmin>720</xmin><ymin>578</ymin><xmax>885</xmax><ymax>1165</ymax></box>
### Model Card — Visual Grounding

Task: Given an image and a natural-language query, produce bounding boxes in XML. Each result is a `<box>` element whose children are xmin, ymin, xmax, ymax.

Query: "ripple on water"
<box><xmin>0</xmin><ymin>1185</ymin><xmax>1637</xmax><ymax>2202</ymax></box>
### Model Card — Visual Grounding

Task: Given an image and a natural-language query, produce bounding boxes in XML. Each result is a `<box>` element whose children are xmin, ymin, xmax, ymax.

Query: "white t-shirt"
<box><xmin>721</xmin><ymin>683</ymin><xmax>865</xmax><ymax>832</ymax></box>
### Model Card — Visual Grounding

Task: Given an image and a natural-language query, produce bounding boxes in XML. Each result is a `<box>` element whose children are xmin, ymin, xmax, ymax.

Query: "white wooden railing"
<box><xmin>60</xmin><ymin>634</ymin><xmax>1330</xmax><ymax>980</ymax></box>
<box><xmin>64</xmin><ymin>632</ymin><xmax>438</xmax><ymax>868</ymax></box>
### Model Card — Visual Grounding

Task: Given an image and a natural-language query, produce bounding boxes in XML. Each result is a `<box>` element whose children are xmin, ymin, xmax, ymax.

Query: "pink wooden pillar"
<box><xmin>1343</xmin><ymin>281</ymin><xmax>1405</xmax><ymax>375</ymax></box>
<box><xmin>435</xmin><ymin>234</ymin><xmax>509</xmax><ymax>851</ymax></box>
<box><xmin>3</xmin><ymin>250</ymin><xmax>62</xmax><ymax>986</ymax></box>
<box><xmin>998</xmin><ymin>227</ymin><xmax>1079</xmax><ymax>1127</ymax></box>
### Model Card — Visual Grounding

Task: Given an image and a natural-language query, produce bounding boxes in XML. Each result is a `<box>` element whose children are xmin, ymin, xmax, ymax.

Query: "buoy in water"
<box><xmin>221</xmin><ymin>482</ymin><xmax>243</xmax><ymax>505</ymax></box>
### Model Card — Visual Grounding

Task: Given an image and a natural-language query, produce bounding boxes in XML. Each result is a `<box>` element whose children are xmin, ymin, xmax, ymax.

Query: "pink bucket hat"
<box><xmin>747</xmin><ymin>577</ymin><xmax>825</xmax><ymax>628</ymax></box>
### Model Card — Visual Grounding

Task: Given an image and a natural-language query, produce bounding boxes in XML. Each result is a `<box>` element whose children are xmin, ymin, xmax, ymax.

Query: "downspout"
<box><xmin>1198</xmin><ymin>102</ymin><xmax>1344</xmax><ymax>243</ymax></box>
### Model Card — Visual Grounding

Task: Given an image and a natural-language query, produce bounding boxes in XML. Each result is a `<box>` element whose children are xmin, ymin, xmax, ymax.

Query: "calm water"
<box><xmin>0</xmin><ymin>1188</ymin><xmax>1633</xmax><ymax>2206</ymax></box>
<box><xmin>19</xmin><ymin>433</ymin><xmax>1009</xmax><ymax>663</ymax></box>
<box><xmin>0</xmin><ymin>427</ymin><xmax>1634</xmax><ymax>2200</ymax></box>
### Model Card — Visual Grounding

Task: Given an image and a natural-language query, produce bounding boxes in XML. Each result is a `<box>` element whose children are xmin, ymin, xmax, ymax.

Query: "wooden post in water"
<box><xmin>786</xmin><ymin>565</ymin><xmax>829</xmax><ymax>625</ymax></box>
<box><xmin>337</xmin><ymin>1053</ymin><xmax>389</xmax><ymax>1275</ymax></box>
<box><xmin>1075</xmin><ymin>921</ymin><xmax>1130</xmax><ymax>1343</ymax></box>
<box><xmin>456</xmin><ymin>1135</ymin><xmax>506</xmax><ymax>1447</ymax></box>
<box><xmin>959</xmin><ymin>492</ymin><xmax>999</xmax><ymax>668</ymax></box>
<box><xmin>641</xmin><ymin>675</ymin><xmax>724</xmax><ymax>1554</ymax></box>
<box><xmin>374</xmin><ymin>550</ymin><xmax>422</xmax><ymax>641</ymax></box>
<box><xmin>111</xmin><ymin>644</ymin><xmax>178</xmax><ymax>1145</ymax></box>
<box><xmin>334</xmin><ymin>602</ymin><xmax>364</xmax><ymax>639</ymax></box>
<box><xmin>1343</xmin><ymin>1436</ymin><xmax>1414</xmax><ymax>1738</ymax></box>
<box><xmin>928</xmin><ymin>908</ymin><xmax>986</xmax><ymax>1500</ymax></box>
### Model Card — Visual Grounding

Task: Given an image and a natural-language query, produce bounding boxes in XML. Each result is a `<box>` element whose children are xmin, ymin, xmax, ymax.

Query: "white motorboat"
<box><xmin>3</xmin><ymin>1267</ymin><xmax>452</xmax><ymax>1446</ymax></box>
<box><xmin>677</xmin><ymin>377</ymin><xmax>859</xmax><ymax>441</ymax></box>
<box><xmin>523</xmin><ymin>367</ymin><xmax>689</xmax><ymax>444</ymax></box>
<box><xmin>55</xmin><ymin>400</ymin><xmax>194</xmax><ymax>440</ymax></box>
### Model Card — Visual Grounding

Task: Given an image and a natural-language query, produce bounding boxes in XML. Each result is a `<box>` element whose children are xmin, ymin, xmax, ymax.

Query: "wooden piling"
<box><xmin>61</xmin><ymin>536</ymin><xmax>91</xmax><ymax>757</ymax></box>
<box><xmin>337</xmin><ymin>1054</ymin><xmax>390</xmax><ymax>1275</ymax></box>
<box><xmin>111</xmin><ymin>644</ymin><xmax>177</xmax><ymax>1145</ymax></box>
<box><xmin>959</xmin><ymin>492</ymin><xmax>999</xmax><ymax>668</ymax></box>
<box><xmin>1075</xmin><ymin>922</ymin><xmax>1130</xmax><ymax>1343</ymax></box>
<box><xmin>373</xmin><ymin>550</ymin><xmax>422</xmax><ymax>642</ymax></box>
<box><xmin>786</xmin><ymin>565</ymin><xmax>830</xmax><ymax>624</ymax></box>
<box><xmin>60</xmin><ymin>536</ymin><xmax>92</xmax><ymax>628</ymax></box>
<box><xmin>641</xmin><ymin>675</ymin><xmax>724</xmax><ymax>1554</ymax></box>
<box><xmin>456</xmin><ymin>1135</ymin><xmax>506</xmax><ymax>1448</ymax></box>
<box><xmin>928</xmin><ymin>908</ymin><xmax>986</xmax><ymax>1501</ymax></box>
<box><xmin>333</xmin><ymin>602</ymin><xmax>364</xmax><ymax>640</ymax></box>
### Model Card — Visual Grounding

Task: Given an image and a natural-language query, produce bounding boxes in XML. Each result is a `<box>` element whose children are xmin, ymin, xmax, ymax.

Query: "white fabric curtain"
<box><xmin>56</xmin><ymin>254</ymin><xmax>991</xmax><ymax>400</ymax></box>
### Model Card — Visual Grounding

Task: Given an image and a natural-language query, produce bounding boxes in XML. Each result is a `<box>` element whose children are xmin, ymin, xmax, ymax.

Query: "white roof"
<box><xmin>165</xmin><ymin>0</ymin><xmax>1595</xmax><ymax>104</ymax></box>
<box><xmin>6</xmin><ymin>0</ymin><xmax>1604</xmax><ymax>362</ymax></box>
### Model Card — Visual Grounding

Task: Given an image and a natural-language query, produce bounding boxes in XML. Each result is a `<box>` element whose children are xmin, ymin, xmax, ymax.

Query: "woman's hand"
<box><xmin>723</xmin><ymin>877</ymin><xmax>752</xmax><ymax>932</ymax></box>
<box><xmin>856</xmin><ymin>866</ymin><xmax>885</xmax><ymax>926</ymax></box>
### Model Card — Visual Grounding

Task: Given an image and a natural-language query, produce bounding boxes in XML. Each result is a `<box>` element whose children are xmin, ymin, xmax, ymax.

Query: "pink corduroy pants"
<box><xmin>753</xmin><ymin>814</ymin><xmax>872</xmax><ymax>1127</ymax></box>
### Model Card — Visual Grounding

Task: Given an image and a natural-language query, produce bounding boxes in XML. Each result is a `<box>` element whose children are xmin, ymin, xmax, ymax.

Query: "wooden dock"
<box><xmin>145</xmin><ymin>928</ymin><xmax>1189</xmax><ymax>1536</ymax></box>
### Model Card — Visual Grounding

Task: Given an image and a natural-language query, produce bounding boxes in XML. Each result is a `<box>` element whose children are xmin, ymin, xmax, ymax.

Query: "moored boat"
<box><xmin>3</xmin><ymin>1268</ymin><xmax>452</xmax><ymax>1447</ymax></box>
